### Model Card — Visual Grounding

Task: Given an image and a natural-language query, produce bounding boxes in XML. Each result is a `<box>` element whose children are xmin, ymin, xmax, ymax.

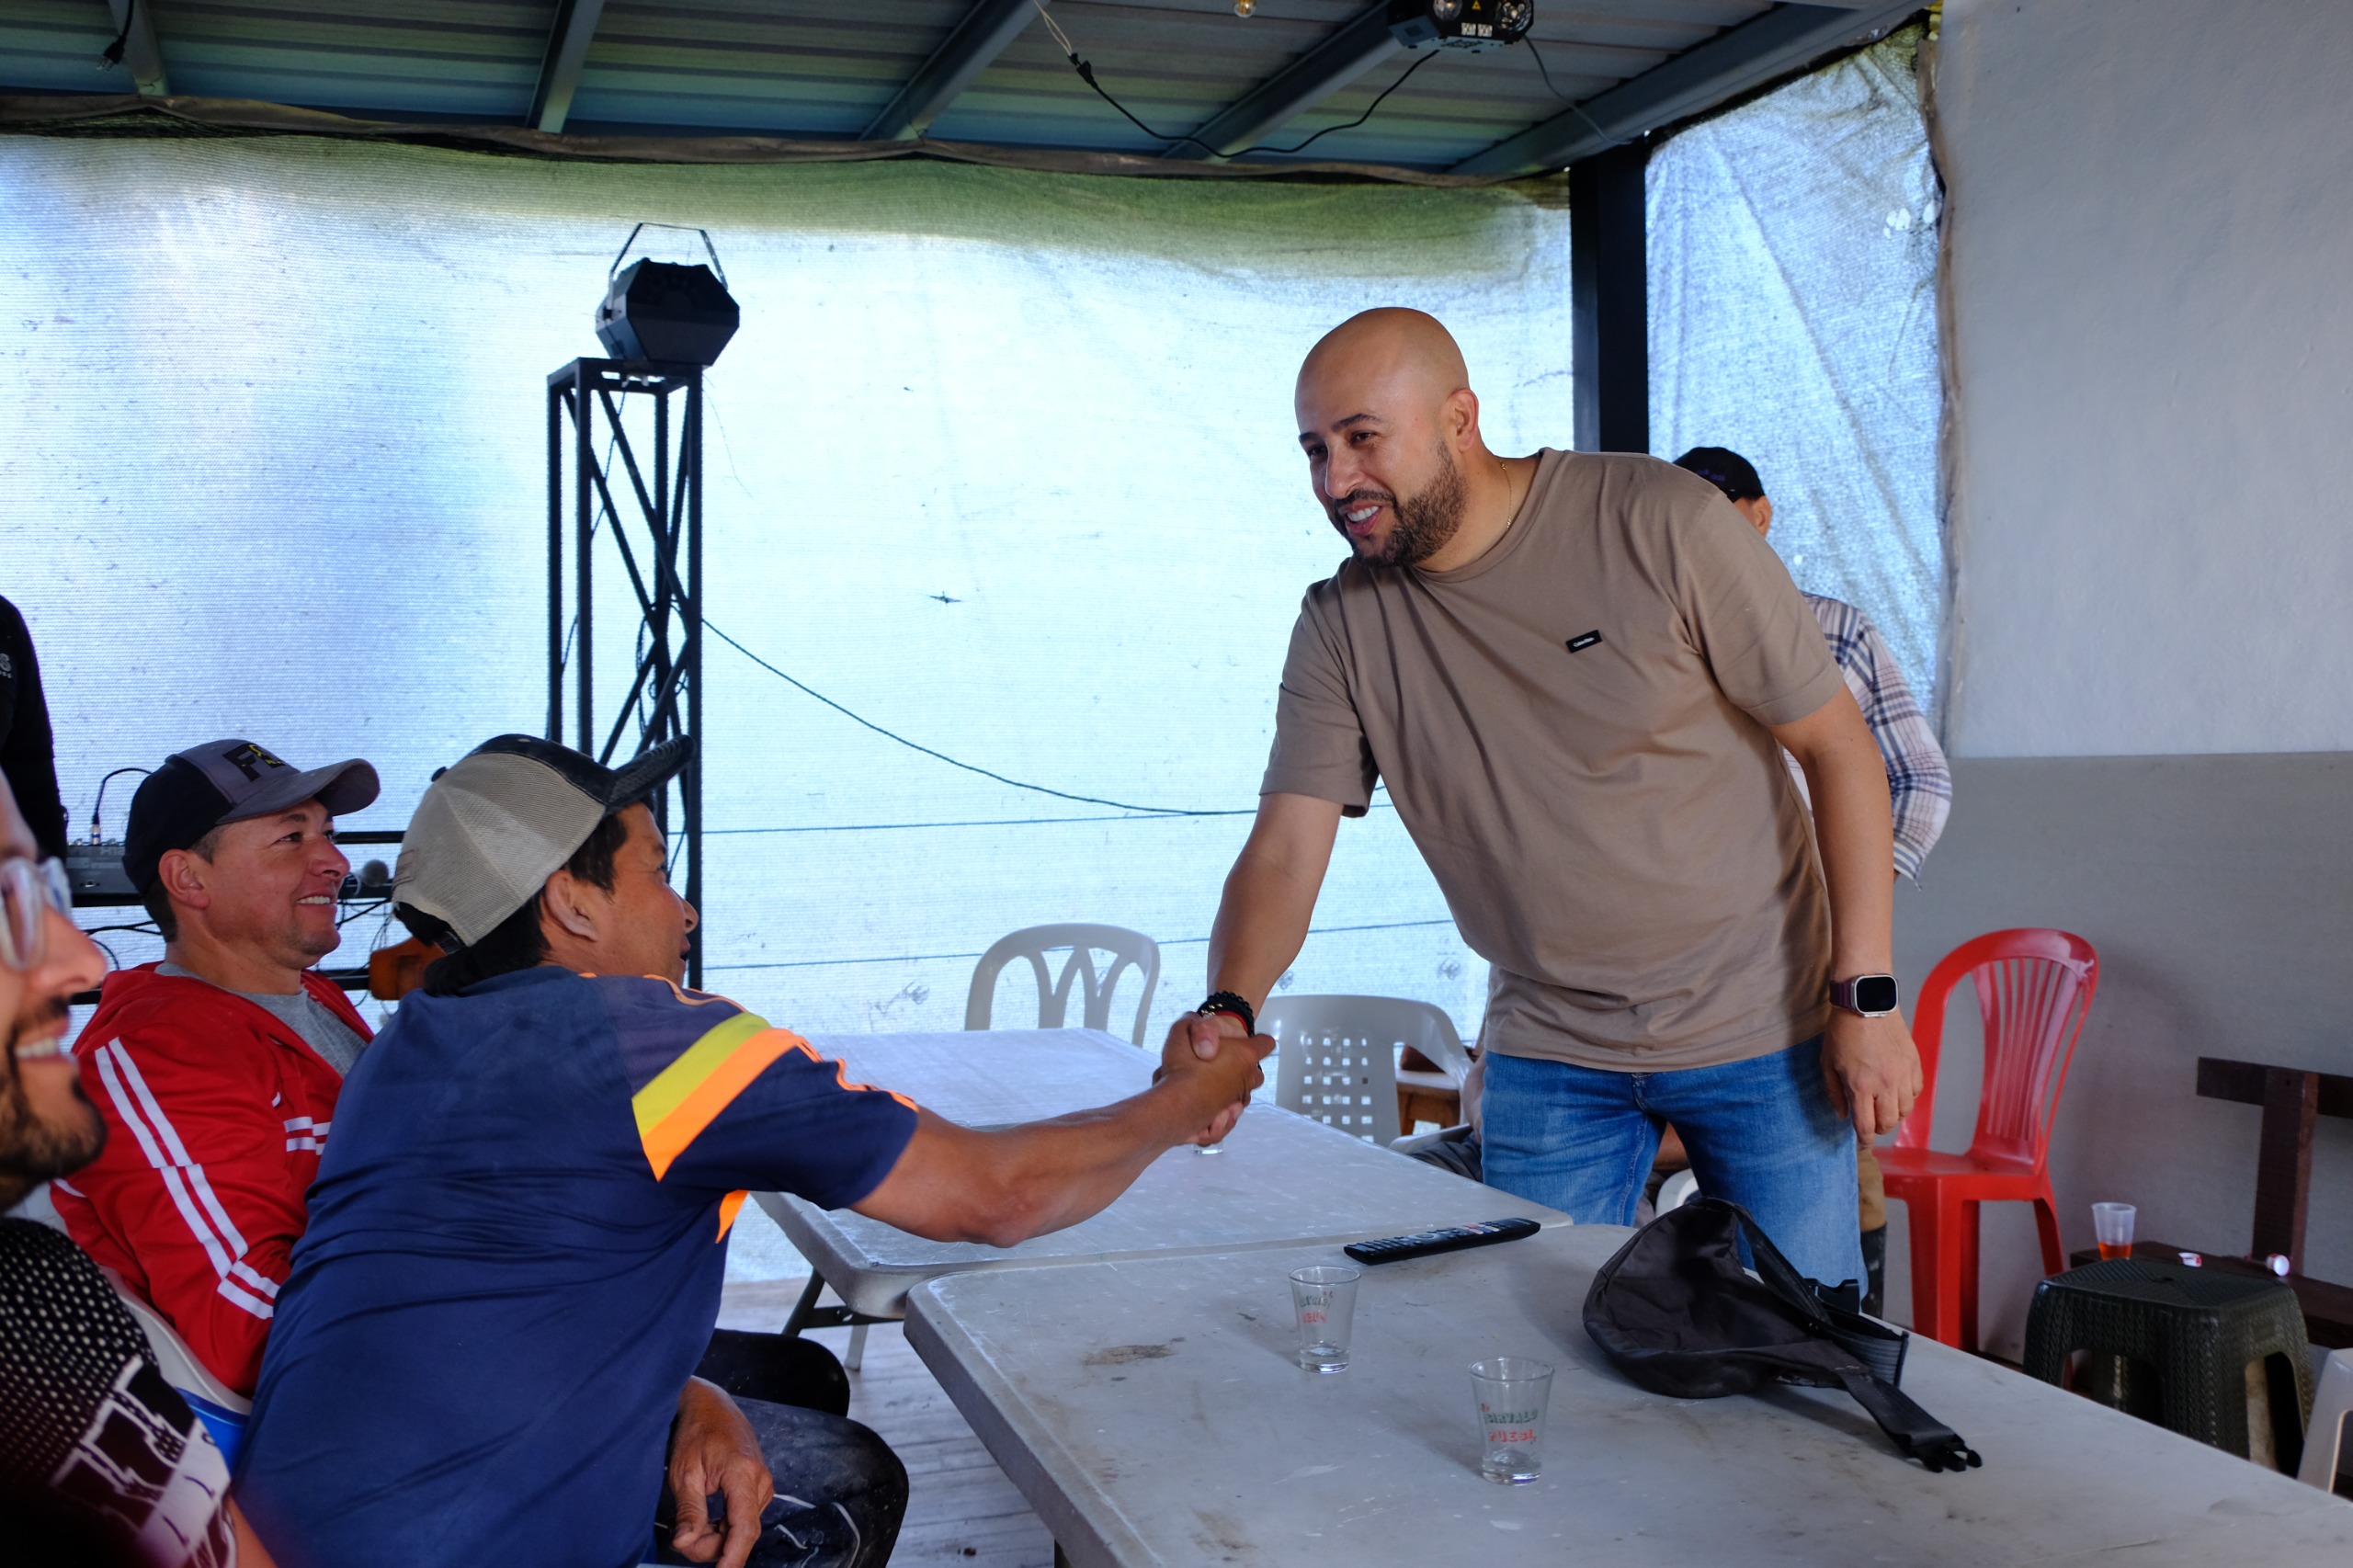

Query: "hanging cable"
<box><xmin>1032</xmin><ymin>0</ymin><xmax>1445</xmax><ymax>160</ymax></box>
<box><xmin>98</xmin><ymin>0</ymin><xmax>137</xmax><ymax>69</ymax></box>
<box><xmin>1522</xmin><ymin>37</ymin><xmax>1614</xmax><ymax>146</ymax></box>
<box><xmin>86</xmin><ymin>767</ymin><xmax>152</xmax><ymax>843</ymax></box>
<box><xmin>705</xmin><ymin>620</ymin><xmax>1252</xmax><ymax>817</ymax></box>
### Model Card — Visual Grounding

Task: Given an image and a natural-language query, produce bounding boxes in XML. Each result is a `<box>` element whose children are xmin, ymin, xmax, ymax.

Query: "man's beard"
<box><xmin>0</xmin><ymin>1002</ymin><xmax>105</xmax><ymax>1211</ymax></box>
<box><xmin>1336</xmin><ymin>443</ymin><xmax>1468</xmax><ymax>569</ymax></box>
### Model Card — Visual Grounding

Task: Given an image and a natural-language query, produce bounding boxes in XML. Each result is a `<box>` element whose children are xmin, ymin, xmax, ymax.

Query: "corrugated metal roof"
<box><xmin>1</xmin><ymin>0</ymin><xmax>1887</xmax><ymax>173</ymax></box>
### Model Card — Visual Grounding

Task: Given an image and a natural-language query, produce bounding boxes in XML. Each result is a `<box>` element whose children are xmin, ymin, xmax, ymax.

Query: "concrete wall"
<box><xmin>1898</xmin><ymin>1</ymin><xmax>2353</xmax><ymax>1354</ymax></box>
<box><xmin>1936</xmin><ymin>0</ymin><xmax>2353</xmax><ymax>757</ymax></box>
<box><xmin>1884</xmin><ymin>756</ymin><xmax>2353</xmax><ymax>1355</ymax></box>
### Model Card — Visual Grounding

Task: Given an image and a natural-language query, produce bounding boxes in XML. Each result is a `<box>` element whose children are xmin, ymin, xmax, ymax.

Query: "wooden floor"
<box><xmin>718</xmin><ymin>1279</ymin><xmax>1056</xmax><ymax>1568</ymax></box>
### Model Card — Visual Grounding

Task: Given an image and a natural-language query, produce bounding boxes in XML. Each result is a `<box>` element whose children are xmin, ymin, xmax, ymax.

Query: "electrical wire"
<box><xmin>1524</xmin><ymin>35</ymin><xmax>1572</xmax><ymax>99</ymax></box>
<box><xmin>86</xmin><ymin>767</ymin><xmax>152</xmax><ymax>843</ymax></box>
<box><xmin>98</xmin><ymin>0</ymin><xmax>136</xmax><ymax>68</ymax></box>
<box><xmin>704</xmin><ymin>915</ymin><xmax>1457</xmax><ymax>973</ymax></box>
<box><xmin>74</xmin><ymin>921</ymin><xmax>157</xmax><ymax>974</ymax></box>
<box><xmin>1522</xmin><ymin>37</ymin><xmax>1614</xmax><ymax>144</ymax></box>
<box><xmin>705</xmin><ymin>619</ymin><xmax>1252</xmax><ymax>817</ymax></box>
<box><xmin>1031</xmin><ymin>0</ymin><xmax>1445</xmax><ymax>160</ymax></box>
<box><xmin>704</xmin><ymin>803</ymin><xmax>1394</xmax><ymax>836</ymax></box>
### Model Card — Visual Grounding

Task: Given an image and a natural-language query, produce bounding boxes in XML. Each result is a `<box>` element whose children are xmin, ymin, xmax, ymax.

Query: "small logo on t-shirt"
<box><xmin>1565</xmin><ymin>631</ymin><xmax>1604</xmax><ymax>653</ymax></box>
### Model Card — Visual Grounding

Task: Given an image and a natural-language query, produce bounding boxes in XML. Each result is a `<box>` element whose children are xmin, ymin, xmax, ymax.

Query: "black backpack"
<box><xmin>1583</xmin><ymin>1197</ymin><xmax>1982</xmax><ymax>1473</ymax></box>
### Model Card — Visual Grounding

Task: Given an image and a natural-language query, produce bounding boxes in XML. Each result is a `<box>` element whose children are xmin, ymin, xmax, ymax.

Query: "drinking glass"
<box><xmin>2092</xmin><ymin>1202</ymin><xmax>2136</xmax><ymax>1261</ymax></box>
<box><xmin>1469</xmin><ymin>1357</ymin><xmax>1554</xmax><ymax>1484</ymax></box>
<box><xmin>1289</xmin><ymin>1266</ymin><xmax>1360</xmax><ymax>1373</ymax></box>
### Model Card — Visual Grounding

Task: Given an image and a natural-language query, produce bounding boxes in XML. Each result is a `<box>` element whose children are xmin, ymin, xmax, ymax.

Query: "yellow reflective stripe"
<box><xmin>631</xmin><ymin>1011</ymin><xmax>768</xmax><ymax>1143</ymax></box>
<box><xmin>638</xmin><ymin>1028</ymin><xmax>802</xmax><ymax>1180</ymax></box>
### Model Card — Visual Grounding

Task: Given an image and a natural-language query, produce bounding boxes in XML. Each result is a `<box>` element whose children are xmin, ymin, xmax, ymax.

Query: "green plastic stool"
<box><xmin>2024</xmin><ymin>1258</ymin><xmax>2313</xmax><ymax>1469</ymax></box>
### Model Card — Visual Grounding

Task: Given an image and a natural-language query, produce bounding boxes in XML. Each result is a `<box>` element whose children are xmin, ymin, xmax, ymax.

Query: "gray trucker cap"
<box><xmin>393</xmin><ymin>733</ymin><xmax>691</xmax><ymax>948</ymax></box>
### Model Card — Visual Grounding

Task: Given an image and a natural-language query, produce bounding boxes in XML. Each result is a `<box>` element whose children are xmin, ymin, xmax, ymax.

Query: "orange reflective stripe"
<box><xmin>788</xmin><ymin>1035</ymin><xmax>921</xmax><ymax>1115</ymax></box>
<box><xmin>636</xmin><ymin>1026</ymin><xmax>800</xmax><ymax>1180</ymax></box>
<box><xmin>716</xmin><ymin>1189</ymin><xmax>748</xmax><ymax>1241</ymax></box>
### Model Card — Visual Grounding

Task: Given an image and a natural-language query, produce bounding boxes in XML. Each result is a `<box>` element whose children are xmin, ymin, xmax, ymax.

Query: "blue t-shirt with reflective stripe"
<box><xmin>236</xmin><ymin>966</ymin><xmax>918</xmax><ymax>1568</ymax></box>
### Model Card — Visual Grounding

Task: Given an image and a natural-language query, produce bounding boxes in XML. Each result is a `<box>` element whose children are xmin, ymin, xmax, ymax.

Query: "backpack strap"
<box><xmin>1829</xmin><ymin>1365</ymin><xmax>1984</xmax><ymax>1473</ymax></box>
<box><xmin>1720</xmin><ymin>1200</ymin><xmax>1981</xmax><ymax>1473</ymax></box>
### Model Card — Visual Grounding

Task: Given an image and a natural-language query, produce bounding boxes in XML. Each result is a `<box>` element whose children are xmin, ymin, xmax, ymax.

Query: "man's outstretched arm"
<box><xmin>851</xmin><ymin>1025</ymin><xmax>1271</xmax><ymax>1248</ymax></box>
<box><xmin>1206</xmin><ymin>792</ymin><xmax>1344</xmax><ymax>1015</ymax></box>
<box><xmin>1170</xmin><ymin>791</ymin><xmax>1343</xmax><ymax>1066</ymax></box>
<box><xmin>1770</xmin><ymin>688</ymin><xmax>1925</xmax><ymax>1139</ymax></box>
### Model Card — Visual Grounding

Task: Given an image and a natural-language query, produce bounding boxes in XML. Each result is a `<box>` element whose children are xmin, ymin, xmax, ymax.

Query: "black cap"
<box><xmin>123</xmin><ymin>739</ymin><xmax>381</xmax><ymax>894</ymax></box>
<box><xmin>1673</xmin><ymin>447</ymin><xmax>1765</xmax><ymax>503</ymax></box>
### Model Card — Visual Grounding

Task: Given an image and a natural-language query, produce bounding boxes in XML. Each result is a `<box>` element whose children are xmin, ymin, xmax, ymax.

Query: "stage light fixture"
<box><xmin>592</xmin><ymin>223</ymin><xmax>740</xmax><ymax>367</ymax></box>
<box><xmin>1386</xmin><ymin>0</ymin><xmax>1531</xmax><ymax>51</ymax></box>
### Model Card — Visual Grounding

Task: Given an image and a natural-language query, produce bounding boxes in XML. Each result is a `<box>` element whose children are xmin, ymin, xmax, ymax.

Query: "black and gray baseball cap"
<box><xmin>123</xmin><ymin>740</ymin><xmax>381</xmax><ymax>893</ymax></box>
<box><xmin>393</xmin><ymin>733</ymin><xmax>691</xmax><ymax>948</ymax></box>
<box><xmin>1673</xmin><ymin>446</ymin><xmax>1766</xmax><ymax>502</ymax></box>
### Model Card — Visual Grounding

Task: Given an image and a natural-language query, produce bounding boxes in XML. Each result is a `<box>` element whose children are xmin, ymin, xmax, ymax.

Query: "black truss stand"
<box><xmin>546</xmin><ymin>358</ymin><xmax>705</xmax><ymax>988</ymax></box>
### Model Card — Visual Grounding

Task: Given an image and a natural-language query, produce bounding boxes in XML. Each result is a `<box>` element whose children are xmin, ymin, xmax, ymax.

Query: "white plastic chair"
<box><xmin>1263</xmin><ymin>994</ymin><xmax>1467</xmax><ymax>1148</ymax></box>
<box><xmin>106</xmin><ymin>1280</ymin><xmax>250</xmax><ymax>1415</ymax></box>
<box><xmin>2299</xmin><ymin>1346</ymin><xmax>2353</xmax><ymax>1491</ymax></box>
<box><xmin>964</xmin><ymin>924</ymin><xmax>1161</xmax><ymax>1047</ymax></box>
<box><xmin>1655</xmin><ymin>1168</ymin><xmax>1700</xmax><ymax>1214</ymax></box>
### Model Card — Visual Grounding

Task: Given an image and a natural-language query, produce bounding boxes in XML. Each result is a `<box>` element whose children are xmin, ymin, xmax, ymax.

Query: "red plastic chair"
<box><xmin>1880</xmin><ymin>928</ymin><xmax>2099</xmax><ymax>1350</ymax></box>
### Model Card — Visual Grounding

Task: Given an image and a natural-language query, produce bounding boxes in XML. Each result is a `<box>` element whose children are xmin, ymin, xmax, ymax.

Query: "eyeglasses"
<box><xmin>0</xmin><ymin>857</ymin><xmax>74</xmax><ymax>973</ymax></box>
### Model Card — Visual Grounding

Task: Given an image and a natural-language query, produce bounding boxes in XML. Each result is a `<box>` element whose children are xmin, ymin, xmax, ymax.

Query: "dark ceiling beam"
<box><xmin>102</xmin><ymin>0</ymin><xmax>169</xmax><ymax>97</ymax></box>
<box><xmin>529</xmin><ymin>0</ymin><xmax>609</xmax><ymax>134</ymax></box>
<box><xmin>1165</xmin><ymin>1</ymin><xmax>1400</xmax><ymax>160</ymax></box>
<box><xmin>863</xmin><ymin>0</ymin><xmax>1041</xmax><ymax>142</ymax></box>
<box><xmin>1449</xmin><ymin>0</ymin><xmax>1924</xmax><ymax>178</ymax></box>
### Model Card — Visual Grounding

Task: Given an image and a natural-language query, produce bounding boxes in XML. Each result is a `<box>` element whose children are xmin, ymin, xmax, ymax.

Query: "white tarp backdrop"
<box><xmin>0</xmin><ymin>138</ymin><xmax>1574</xmax><ymax>1067</ymax></box>
<box><xmin>1647</xmin><ymin>28</ymin><xmax>1943</xmax><ymax>706</ymax></box>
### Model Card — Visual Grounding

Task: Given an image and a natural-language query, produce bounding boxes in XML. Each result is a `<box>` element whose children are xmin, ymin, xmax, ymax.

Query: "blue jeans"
<box><xmin>1483</xmin><ymin>1037</ymin><xmax>1865</xmax><ymax>1290</ymax></box>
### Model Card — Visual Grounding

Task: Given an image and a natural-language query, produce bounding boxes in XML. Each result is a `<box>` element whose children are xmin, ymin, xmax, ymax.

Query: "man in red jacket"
<box><xmin>52</xmin><ymin>738</ymin><xmax>379</xmax><ymax>1396</ymax></box>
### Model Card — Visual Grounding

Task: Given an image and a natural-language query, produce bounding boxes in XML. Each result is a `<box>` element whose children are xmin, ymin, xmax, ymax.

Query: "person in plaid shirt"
<box><xmin>1674</xmin><ymin>447</ymin><xmax>1950</xmax><ymax>1314</ymax></box>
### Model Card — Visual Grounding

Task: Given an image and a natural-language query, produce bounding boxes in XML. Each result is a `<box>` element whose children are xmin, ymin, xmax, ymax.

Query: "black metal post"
<box><xmin>1570</xmin><ymin>140</ymin><xmax>1651</xmax><ymax>455</ymax></box>
<box><xmin>684</xmin><ymin>377</ymin><xmax>703</xmax><ymax>990</ymax></box>
<box><xmin>547</xmin><ymin>377</ymin><xmax>565</xmax><ymax>743</ymax></box>
<box><xmin>546</xmin><ymin>358</ymin><xmax>706</xmax><ymax>987</ymax></box>
<box><xmin>574</xmin><ymin>362</ymin><xmax>595</xmax><ymax>756</ymax></box>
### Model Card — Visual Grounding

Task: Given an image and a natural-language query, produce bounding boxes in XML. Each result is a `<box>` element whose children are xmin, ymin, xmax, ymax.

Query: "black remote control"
<box><xmin>1344</xmin><ymin>1216</ymin><xmax>1541</xmax><ymax>1265</ymax></box>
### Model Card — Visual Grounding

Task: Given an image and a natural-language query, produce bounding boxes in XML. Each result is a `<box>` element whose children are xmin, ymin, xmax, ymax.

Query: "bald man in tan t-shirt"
<box><xmin>1176</xmin><ymin>309</ymin><xmax>1922</xmax><ymax>1288</ymax></box>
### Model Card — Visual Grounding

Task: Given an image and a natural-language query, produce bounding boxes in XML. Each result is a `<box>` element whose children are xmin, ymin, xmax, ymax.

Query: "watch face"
<box><xmin>1852</xmin><ymin>975</ymin><xmax>1899</xmax><ymax>1014</ymax></box>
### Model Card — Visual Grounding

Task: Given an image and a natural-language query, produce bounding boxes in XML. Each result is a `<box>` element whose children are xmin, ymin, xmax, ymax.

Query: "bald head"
<box><xmin>1297</xmin><ymin>308</ymin><xmax>1472</xmax><ymax>423</ymax></box>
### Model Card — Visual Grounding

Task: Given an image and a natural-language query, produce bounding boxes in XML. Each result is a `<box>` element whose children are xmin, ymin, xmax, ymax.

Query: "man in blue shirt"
<box><xmin>236</xmin><ymin>735</ymin><xmax>1268</xmax><ymax>1568</ymax></box>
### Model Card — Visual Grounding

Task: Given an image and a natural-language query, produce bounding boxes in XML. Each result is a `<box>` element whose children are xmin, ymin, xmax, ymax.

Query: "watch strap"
<box><xmin>1197</xmin><ymin>990</ymin><xmax>1256</xmax><ymax>1036</ymax></box>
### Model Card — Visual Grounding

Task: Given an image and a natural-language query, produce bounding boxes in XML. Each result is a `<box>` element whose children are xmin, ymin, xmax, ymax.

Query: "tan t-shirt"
<box><xmin>1261</xmin><ymin>449</ymin><xmax>1845</xmax><ymax>1071</ymax></box>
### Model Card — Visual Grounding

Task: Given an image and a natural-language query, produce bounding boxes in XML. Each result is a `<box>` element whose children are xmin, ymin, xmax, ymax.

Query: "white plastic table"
<box><xmin>798</xmin><ymin>1027</ymin><xmax>1154</xmax><ymax>1127</ymax></box>
<box><xmin>905</xmin><ymin>1225</ymin><xmax>2353</xmax><ymax>1568</ymax></box>
<box><xmin>758</xmin><ymin>1028</ymin><xmax>1561</xmax><ymax>1318</ymax></box>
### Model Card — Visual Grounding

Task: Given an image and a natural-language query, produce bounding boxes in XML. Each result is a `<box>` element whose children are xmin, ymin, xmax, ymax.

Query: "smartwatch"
<box><xmin>1830</xmin><ymin>974</ymin><xmax>1900</xmax><ymax>1017</ymax></box>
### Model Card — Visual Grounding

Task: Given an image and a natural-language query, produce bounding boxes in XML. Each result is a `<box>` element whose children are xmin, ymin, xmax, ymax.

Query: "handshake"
<box><xmin>1155</xmin><ymin>1007</ymin><xmax>1275</xmax><ymax>1146</ymax></box>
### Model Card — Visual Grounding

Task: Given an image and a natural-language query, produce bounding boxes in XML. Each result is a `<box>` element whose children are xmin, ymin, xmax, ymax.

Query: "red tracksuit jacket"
<box><xmin>52</xmin><ymin>963</ymin><xmax>370</xmax><ymax>1396</ymax></box>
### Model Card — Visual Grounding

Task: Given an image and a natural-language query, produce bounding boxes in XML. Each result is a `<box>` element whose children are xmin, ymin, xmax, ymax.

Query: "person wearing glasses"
<box><xmin>50</xmin><ymin>740</ymin><xmax>379</xmax><ymax>1399</ymax></box>
<box><xmin>0</xmin><ymin>774</ymin><xmax>279</xmax><ymax>1565</ymax></box>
